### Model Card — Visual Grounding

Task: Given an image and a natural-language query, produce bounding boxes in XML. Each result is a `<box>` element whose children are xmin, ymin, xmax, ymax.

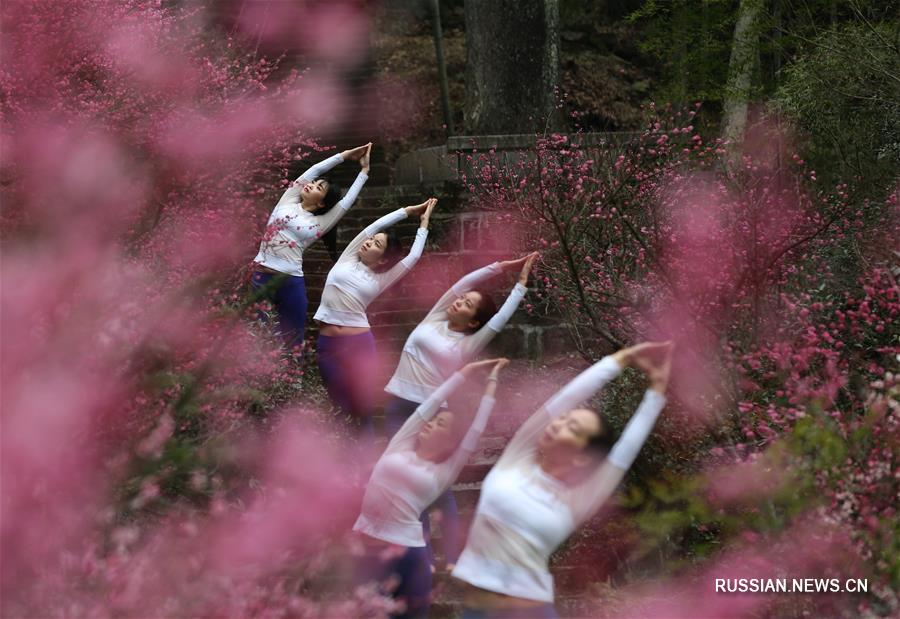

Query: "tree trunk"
<box><xmin>464</xmin><ymin>0</ymin><xmax>561</xmax><ymax>134</ymax></box>
<box><xmin>722</xmin><ymin>0</ymin><xmax>764</xmax><ymax>159</ymax></box>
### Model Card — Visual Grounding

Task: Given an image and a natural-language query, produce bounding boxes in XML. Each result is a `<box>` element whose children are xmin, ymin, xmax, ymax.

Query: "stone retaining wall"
<box><xmin>394</xmin><ymin>131</ymin><xmax>640</xmax><ymax>186</ymax></box>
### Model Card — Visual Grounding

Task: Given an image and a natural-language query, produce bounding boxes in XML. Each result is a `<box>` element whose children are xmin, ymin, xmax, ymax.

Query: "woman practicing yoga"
<box><xmin>451</xmin><ymin>341</ymin><xmax>674</xmax><ymax>619</ymax></box>
<box><xmin>381</xmin><ymin>252</ymin><xmax>538</xmax><ymax>569</ymax></box>
<box><xmin>251</xmin><ymin>143</ymin><xmax>371</xmax><ymax>348</ymax></box>
<box><xmin>314</xmin><ymin>198</ymin><xmax>437</xmax><ymax>435</ymax></box>
<box><xmin>354</xmin><ymin>358</ymin><xmax>509</xmax><ymax>618</ymax></box>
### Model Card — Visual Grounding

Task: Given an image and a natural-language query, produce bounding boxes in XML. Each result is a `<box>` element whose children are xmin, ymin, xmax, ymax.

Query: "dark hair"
<box><xmin>465</xmin><ymin>288</ymin><xmax>498</xmax><ymax>334</ymax></box>
<box><xmin>370</xmin><ymin>228</ymin><xmax>405</xmax><ymax>273</ymax></box>
<box><xmin>416</xmin><ymin>407</ymin><xmax>464</xmax><ymax>464</ymax></box>
<box><xmin>320</xmin><ymin>177</ymin><xmax>342</xmax><ymax>212</ymax></box>
<box><xmin>584</xmin><ymin>409</ymin><xmax>617</xmax><ymax>459</ymax></box>
<box><xmin>318</xmin><ymin>177</ymin><xmax>342</xmax><ymax>262</ymax></box>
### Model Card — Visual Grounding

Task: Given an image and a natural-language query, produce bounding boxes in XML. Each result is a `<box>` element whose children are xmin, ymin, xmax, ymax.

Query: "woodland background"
<box><xmin>1</xmin><ymin>1</ymin><xmax>897</xmax><ymax>618</ymax></box>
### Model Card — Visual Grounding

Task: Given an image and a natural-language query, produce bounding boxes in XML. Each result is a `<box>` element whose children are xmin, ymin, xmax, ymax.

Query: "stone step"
<box><xmin>300</xmin><ymin>251</ymin><xmax>522</xmax><ymax>298</ymax></box>
<box><xmin>285</xmin><ymin>147</ymin><xmax>392</xmax><ymax>186</ymax></box>
<box><xmin>394</xmin><ymin>133</ymin><xmax>642</xmax><ymax>186</ymax></box>
<box><xmin>369</xmin><ymin>322</ymin><xmax>420</xmax><ymax>344</ymax></box>
<box><xmin>325</xmin><ymin>214</ymin><xmax>458</xmax><ymax>240</ymax></box>
<box><xmin>364</xmin><ymin>308</ymin><xmax>430</xmax><ymax>327</ymax></box>
<box><xmin>339</xmin><ymin>222</ymin><xmax>425</xmax><ymax>244</ymax></box>
<box><xmin>260</xmin><ymin>179</ymin><xmax>573</xmax><ymax>353</ymax></box>
<box><xmin>429</xmin><ymin>593</ymin><xmax>590</xmax><ymax>619</ymax></box>
<box><xmin>355</xmin><ymin>184</ymin><xmax>456</xmax><ymax>200</ymax></box>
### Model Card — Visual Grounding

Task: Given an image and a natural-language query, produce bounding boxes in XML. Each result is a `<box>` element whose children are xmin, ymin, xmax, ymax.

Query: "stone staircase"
<box><xmin>300</xmin><ymin>177</ymin><xmax>569</xmax><ymax>354</ymax></box>
<box><xmin>293</xmin><ymin>163</ymin><xmax>595</xmax><ymax>616</ymax></box>
<box><xmin>220</xmin><ymin>3</ymin><xmax>617</xmax><ymax>612</ymax></box>
<box><xmin>300</xmin><ymin>182</ymin><xmax>572</xmax><ymax>400</ymax></box>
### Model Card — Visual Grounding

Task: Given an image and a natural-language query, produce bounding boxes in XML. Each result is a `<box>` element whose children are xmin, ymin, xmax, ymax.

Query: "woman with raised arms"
<box><xmin>451</xmin><ymin>341</ymin><xmax>674</xmax><ymax>619</ymax></box>
<box><xmin>382</xmin><ymin>252</ymin><xmax>538</xmax><ymax>569</ymax></box>
<box><xmin>251</xmin><ymin>143</ymin><xmax>372</xmax><ymax>348</ymax></box>
<box><xmin>354</xmin><ymin>358</ymin><xmax>510</xmax><ymax>618</ymax></box>
<box><xmin>314</xmin><ymin>198</ymin><xmax>438</xmax><ymax>436</ymax></box>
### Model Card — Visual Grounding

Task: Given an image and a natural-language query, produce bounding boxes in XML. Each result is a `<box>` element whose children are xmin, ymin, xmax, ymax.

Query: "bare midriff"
<box><xmin>460</xmin><ymin>582</ymin><xmax>548</xmax><ymax>610</ymax></box>
<box><xmin>354</xmin><ymin>531</ymin><xmax>401</xmax><ymax>551</ymax></box>
<box><xmin>317</xmin><ymin>322</ymin><xmax>371</xmax><ymax>337</ymax></box>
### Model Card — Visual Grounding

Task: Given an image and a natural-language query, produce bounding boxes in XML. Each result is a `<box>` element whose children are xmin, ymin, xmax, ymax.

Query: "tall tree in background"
<box><xmin>722</xmin><ymin>0</ymin><xmax>764</xmax><ymax>158</ymax></box>
<box><xmin>464</xmin><ymin>0</ymin><xmax>562</xmax><ymax>134</ymax></box>
<box><xmin>774</xmin><ymin>16</ymin><xmax>900</xmax><ymax>191</ymax></box>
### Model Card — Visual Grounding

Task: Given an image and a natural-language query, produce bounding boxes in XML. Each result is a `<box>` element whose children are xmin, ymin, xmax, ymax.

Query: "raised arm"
<box><xmin>571</xmin><ymin>342</ymin><xmax>673</xmax><ymax>524</ymax></box>
<box><xmin>608</xmin><ymin>389</ymin><xmax>667</xmax><ymax>470</ymax></box>
<box><xmin>457</xmin><ymin>359</ymin><xmax>507</xmax><ymax>453</ymax></box>
<box><xmin>275</xmin><ymin>143</ymin><xmax>370</xmax><ymax>207</ymax></box>
<box><xmin>385</xmin><ymin>371</ymin><xmax>466</xmax><ymax>453</ymax></box>
<box><xmin>311</xmin><ymin>145</ymin><xmax>371</xmax><ymax>237</ymax></box>
<box><xmin>336</xmin><ymin>207</ymin><xmax>409</xmax><ymax>265</ymax></box>
<box><xmin>496</xmin><ymin>354</ymin><xmax>623</xmax><ymax>469</ymax></box>
<box><xmin>570</xmin><ymin>389</ymin><xmax>667</xmax><ymax>524</ymax></box>
<box><xmin>276</xmin><ymin>153</ymin><xmax>343</xmax><ymax>207</ymax></box>
<box><xmin>438</xmin><ymin>359</ymin><xmax>509</xmax><ymax>482</ymax></box>
<box><xmin>457</xmin><ymin>252</ymin><xmax>537</xmax><ymax>360</ymax></box>
<box><xmin>427</xmin><ymin>262</ymin><xmax>503</xmax><ymax>318</ymax></box>
<box><xmin>374</xmin><ymin>198</ymin><xmax>436</xmax><ymax>287</ymax></box>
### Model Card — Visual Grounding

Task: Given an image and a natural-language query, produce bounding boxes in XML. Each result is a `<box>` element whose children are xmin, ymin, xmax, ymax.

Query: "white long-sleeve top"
<box><xmin>452</xmin><ymin>356</ymin><xmax>667</xmax><ymax>602</ymax></box>
<box><xmin>254</xmin><ymin>153</ymin><xmax>368</xmax><ymax>277</ymax></box>
<box><xmin>353</xmin><ymin>372</ymin><xmax>496</xmax><ymax>547</ymax></box>
<box><xmin>384</xmin><ymin>262</ymin><xmax>527</xmax><ymax>404</ymax></box>
<box><xmin>313</xmin><ymin>208</ymin><xmax>427</xmax><ymax>328</ymax></box>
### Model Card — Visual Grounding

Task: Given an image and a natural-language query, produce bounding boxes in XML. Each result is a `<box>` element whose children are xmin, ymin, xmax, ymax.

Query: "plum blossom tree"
<box><xmin>1</xmin><ymin>0</ymin><xmax>394</xmax><ymax>616</ymax></box>
<box><xmin>466</xmin><ymin>108</ymin><xmax>899</xmax><ymax>615</ymax></box>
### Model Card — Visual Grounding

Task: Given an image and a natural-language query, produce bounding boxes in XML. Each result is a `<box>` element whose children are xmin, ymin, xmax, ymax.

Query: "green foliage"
<box><xmin>561</xmin><ymin>0</ymin><xmax>644</xmax><ymax>25</ymax></box>
<box><xmin>628</xmin><ymin>0</ymin><xmax>899</xmax><ymax>144</ymax></box>
<box><xmin>773</xmin><ymin>21</ymin><xmax>900</xmax><ymax>189</ymax></box>
<box><xmin>628</xmin><ymin>0</ymin><xmax>737</xmax><ymax>109</ymax></box>
<box><xmin>611</xmin><ymin>396</ymin><xmax>898</xmax><ymax>612</ymax></box>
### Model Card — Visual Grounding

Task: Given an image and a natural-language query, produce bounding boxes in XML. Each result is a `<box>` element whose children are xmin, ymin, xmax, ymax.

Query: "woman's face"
<box><xmin>358</xmin><ymin>232</ymin><xmax>388</xmax><ymax>267</ymax></box>
<box><xmin>301</xmin><ymin>178</ymin><xmax>329</xmax><ymax>207</ymax></box>
<box><xmin>538</xmin><ymin>408</ymin><xmax>601</xmax><ymax>457</ymax></box>
<box><xmin>447</xmin><ymin>291</ymin><xmax>482</xmax><ymax>329</ymax></box>
<box><xmin>417</xmin><ymin>410</ymin><xmax>457</xmax><ymax>459</ymax></box>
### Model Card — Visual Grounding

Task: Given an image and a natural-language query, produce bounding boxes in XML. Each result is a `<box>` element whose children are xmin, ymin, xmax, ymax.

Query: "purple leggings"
<box><xmin>250</xmin><ymin>271</ymin><xmax>307</xmax><ymax>349</ymax></box>
<box><xmin>355</xmin><ymin>544</ymin><xmax>432</xmax><ymax>619</ymax></box>
<box><xmin>316</xmin><ymin>331</ymin><xmax>378</xmax><ymax>438</ymax></box>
